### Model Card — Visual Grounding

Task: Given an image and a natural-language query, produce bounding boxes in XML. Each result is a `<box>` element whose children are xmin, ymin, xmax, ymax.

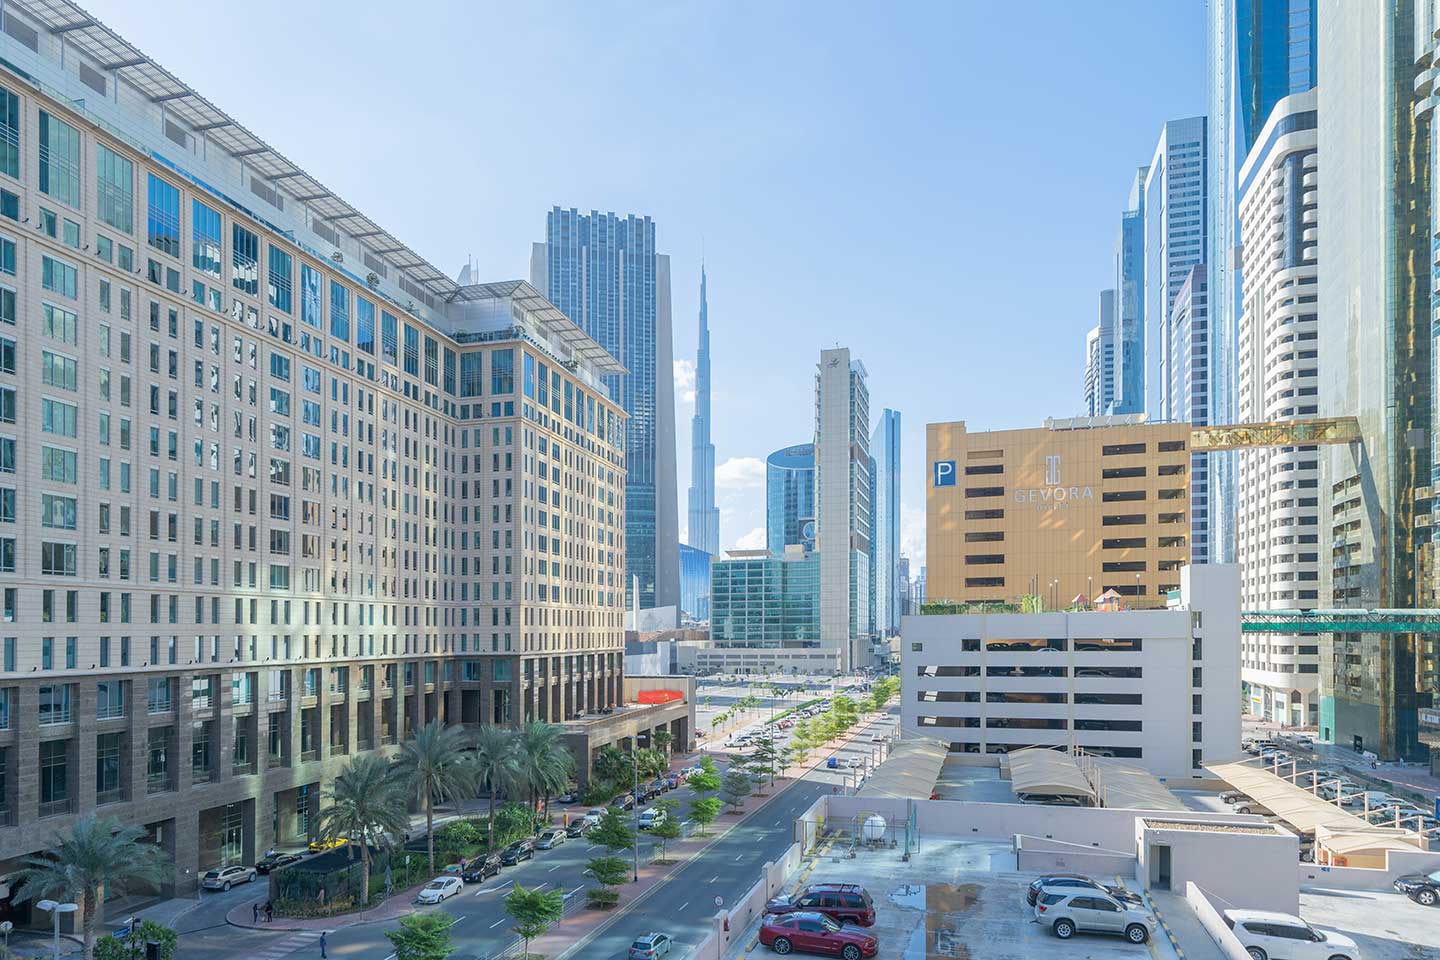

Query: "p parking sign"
<box><xmin>934</xmin><ymin>460</ymin><xmax>956</xmax><ymax>487</ymax></box>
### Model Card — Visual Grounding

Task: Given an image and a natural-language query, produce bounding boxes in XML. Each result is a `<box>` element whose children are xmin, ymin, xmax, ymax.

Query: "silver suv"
<box><xmin>1033</xmin><ymin>890</ymin><xmax>1155</xmax><ymax>944</ymax></box>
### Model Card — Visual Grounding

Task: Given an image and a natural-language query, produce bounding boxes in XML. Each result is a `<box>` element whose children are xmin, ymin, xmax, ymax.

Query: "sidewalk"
<box><xmin>225</xmin><ymin>878</ymin><xmax>432</xmax><ymax>932</ymax></box>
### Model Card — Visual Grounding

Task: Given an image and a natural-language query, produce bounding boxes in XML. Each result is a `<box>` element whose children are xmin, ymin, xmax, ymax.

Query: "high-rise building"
<box><xmin>1084</xmin><ymin>323</ymin><xmax>1103</xmax><ymax>417</ymax></box>
<box><xmin>897</xmin><ymin>556</ymin><xmax>914</xmax><ymax>616</ymax></box>
<box><xmin>1084</xmin><ymin>291</ymin><xmax>1117</xmax><ymax>416</ymax></box>
<box><xmin>870</xmin><ymin>409</ymin><xmax>902</xmax><ymax>637</ymax></box>
<box><xmin>686</xmin><ymin>267</ymin><xmax>719</xmax><ymax>557</ymax></box>
<box><xmin>1235</xmin><ymin>89</ymin><xmax>1320</xmax><ymax>727</ymax></box>
<box><xmin>766</xmin><ymin>443</ymin><xmax>815</xmax><ymax>553</ymax></box>
<box><xmin>532</xmin><ymin>210</ymin><xmax>680</xmax><ymax>614</ymax></box>
<box><xmin>1208</xmin><ymin>0</ymin><xmax>1318</xmax><ymax>564</ymax></box>
<box><xmin>678</xmin><ymin>543</ymin><xmax>712</xmax><ymax>623</ymax></box>
<box><xmin>1317</xmin><ymin>0</ymin><xmax>1432</xmax><ymax>760</ymax></box>
<box><xmin>815</xmin><ymin>348</ymin><xmax>872</xmax><ymax>670</ymax></box>
<box><xmin>1109</xmin><ymin>168</ymin><xmax>1149</xmax><ymax>416</ymax></box>
<box><xmin>0</xmin><ymin>0</ymin><xmax>639</xmax><ymax>887</ymax></box>
<box><xmin>1168</xmin><ymin>264</ymin><xmax>1211</xmax><ymax>565</ymax></box>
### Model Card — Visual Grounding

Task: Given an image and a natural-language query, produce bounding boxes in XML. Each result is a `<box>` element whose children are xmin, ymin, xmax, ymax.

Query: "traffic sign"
<box><xmin>714</xmin><ymin>895</ymin><xmax>724</xmax><ymax>908</ymax></box>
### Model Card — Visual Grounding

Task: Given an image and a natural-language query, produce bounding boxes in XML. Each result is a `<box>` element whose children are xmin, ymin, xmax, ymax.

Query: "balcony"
<box><xmin>356</xmin><ymin>738</ymin><xmax>374</xmax><ymax>753</ymax></box>
<box><xmin>95</xmin><ymin>787</ymin><xmax>126</xmax><ymax>807</ymax></box>
<box><xmin>38</xmin><ymin>797</ymin><xmax>74</xmax><ymax>819</ymax></box>
<box><xmin>146</xmin><ymin>774</ymin><xmax>173</xmax><ymax>795</ymax></box>
<box><xmin>300</xmin><ymin>749</ymin><xmax>318</xmax><ymax>763</ymax></box>
<box><xmin>191</xmin><ymin>766</ymin><xmax>215</xmax><ymax>785</ymax></box>
<box><xmin>266</xmin><ymin>753</ymin><xmax>287</xmax><ymax>770</ymax></box>
<box><xmin>232</xmin><ymin>760</ymin><xmax>257</xmax><ymax>777</ymax></box>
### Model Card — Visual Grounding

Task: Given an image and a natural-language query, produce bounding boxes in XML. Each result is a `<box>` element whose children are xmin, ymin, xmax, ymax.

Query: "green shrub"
<box><xmin>94</xmin><ymin>921</ymin><xmax>178</xmax><ymax>960</ymax></box>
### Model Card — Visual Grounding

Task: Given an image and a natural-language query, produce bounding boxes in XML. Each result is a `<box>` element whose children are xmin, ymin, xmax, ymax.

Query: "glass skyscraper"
<box><xmin>709</xmin><ymin>549</ymin><xmax>821</xmax><ymax>646</ymax></box>
<box><xmin>1110</xmin><ymin>168</ymin><xmax>1148</xmax><ymax>416</ymax></box>
<box><xmin>1208</xmin><ymin>0</ymin><xmax>1318</xmax><ymax>564</ymax></box>
<box><xmin>532</xmin><ymin>210</ymin><xmax>680</xmax><ymax>612</ymax></box>
<box><xmin>679</xmin><ymin>543</ymin><xmax>712</xmax><ymax>623</ymax></box>
<box><xmin>686</xmin><ymin>266</ymin><xmax>719</xmax><ymax>556</ymax></box>
<box><xmin>766</xmin><ymin>443</ymin><xmax>815</xmax><ymax>554</ymax></box>
<box><xmin>870</xmin><ymin>409</ymin><xmax>902</xmax><ymax>637</ymax></box>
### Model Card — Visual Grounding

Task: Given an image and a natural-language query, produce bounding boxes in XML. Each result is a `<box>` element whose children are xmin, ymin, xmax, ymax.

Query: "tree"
<box><xmin>12</xmin><ymin>814</ymin><xmax>170</xmax><ymax>960</ymax></box>
<box><xmin>394</xmin><ymin>720</ymin><xmax>478</xmax><ymax>873</ymax></box>
<box><xmin>649</xmin><ymin>800</ymin><xmax>682</xmax><ymax>863</ymax></box>
<box><xmin>587</xmin><ymin>807</ymin><xmax>634</xmax><ymax>855</ymax></box>
<box><xmin>783</xmin><ymin>740</ymin><xmax>810</xmax><ymax>769</ymax></box>
<box><xmin>721</xmin><ymin>768</ymin><xmax>752</xmax><ymax>813</ymax></box>
<box><xmin>516</xmin><ymin>722</ymin><xmax>574</xmax><ymax>819</ymax></box>
<box><xmin>652</xmin><ymin>729</ymin><xmax>673</xmax><ymax>753</ymax></box>
<box><xmin>385</xmin><ymin>912</ymin><xmax>456</xmax><ymax>960</ymax></box>
<box><xmin>687</xmin><ymin>756</ymin><xmax>721</xmax><ymax>796</ymax></box>
<box><xmin>505</xmin><ymin>883</ymin><xmax>564</xmax><ymax>958</ymax></box>
<box><xmin>315</xmin><ymin>753</ymin><xmax>411</xmax><ymax>905</ymax></box>
<box><xmin>1019</xmin><ymin>593</ymin><xmax>1046</xmax><ymax>613</ymax></box>
<box><xmin>592</xmin><ymin>746</ymin><xmax>632</xmax><ymax>789</ymax></box>
<box><xmin>750</xmin><ymin>737</ymin><xmax>779</xmax><ymax>789</ymax></box>
<box><xmin>688</xmin><ymin>796</ymin><xmax>722</xmax><ymax>835</ymax></box>
<box><xmin>471</xmin><ymin>724</ymin><xmax>520</xmax><ymax>852</ymax></box>
<box><xmin>584</xmin><ymin>855</ymin><xmax>628</xmax><ymax>908</ymax></box>
<box><xmin>94</xmin><ymin>920</ymin><xmax>176</xmax><ymax>960</ymax></box>
<box><xmin>634</xmin><ymin>747</ymin><xmax>667</xmax><ymax>781</ymax></box>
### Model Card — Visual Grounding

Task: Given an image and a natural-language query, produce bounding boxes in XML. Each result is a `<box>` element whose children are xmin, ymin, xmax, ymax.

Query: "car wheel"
<box><xmin>842</xmin><ymin>946</ymin><xmax>861</xmax><ymax>960</ymax></box>
<box><xmin>1052</xmin><ymin>919</ymin><xmax>1074</xmax><ymax>939</ymax></box>
<box><xmin>772</xmin><ymin>936</ymin><xmax>793</xmax><ymax>954</ymax></box>
<box><xmin>1236</xmin><ymin>806</ymin><xmax>1251</xmax><ymax>815</ymax></box>
<box><xmin>222</xmin><ymin>881</ymin><xmax>231</xmax><ymax>892</ymax></box>
<box><xmin>1246</xmin><ymin>948</ymin><xmax>1266</xmax><ymax>960</ymax></box>
<box><xmin>1125</xmin><ymin>924</ymin><xmax>1148</xmax><ymax>944</ymax></box>
<box><xmin>1325</xmin><ymin>955</ymin><xmax>1351</xmax><ymax>960</ymax></box>
<box><xmin>1419</xmin><ymin>888</ymin><xmax>1438</xmax><ymax>906</ymax></box>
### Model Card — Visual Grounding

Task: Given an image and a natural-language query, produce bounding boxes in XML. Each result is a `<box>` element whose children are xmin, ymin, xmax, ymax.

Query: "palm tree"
<box><xmin>12</xmin><ymin>814</ymin><xmax>169</xmax><ymax>960</ymax></box>
<box><xmin>593</xmin><ymin>746</ymin><xmax>631</xmax><ymax>788</ymax></box>
<box><xmin>315</xmin><ymin>754</ymin><xmax>411</xmax><ymax>905</ymax></box>
<box><xmin>516</xmin><ymin>722</ymin><xmax>574</xmax><ymax>819</ymax></box>
<box><xmin>394</xmin><ymin>720</ymin><xmax>477</xmax><ymax>872</ymax></box>
<box><xmin>471</xmin><ymin>724</ymin><xmax>520</xmax><ymax>851</ymax></box>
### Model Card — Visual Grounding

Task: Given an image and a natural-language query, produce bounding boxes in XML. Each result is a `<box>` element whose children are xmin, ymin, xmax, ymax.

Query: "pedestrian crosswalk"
<box><xmin>249</xmin><ymin>929</ymin><xmax>323</xmax><ymax>960</ymax></box>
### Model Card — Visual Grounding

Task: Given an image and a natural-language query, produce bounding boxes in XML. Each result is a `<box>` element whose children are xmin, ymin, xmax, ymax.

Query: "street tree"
<box><xmin>649</xmin><ymin>800</ymin><xmax>682</xmax><ymax>863</ymax></box>
<box><xmin>584</xmin><ymin>855</ymin><xmax>629</xmax><ymax>909</ymax></box>
<box><xmin>587</xmin><ymin>806</ymin><xmax>635</xmax><ymax>855</ymax></box>
<box><xmin>593</xmin><ymin>746</ymin><xmax>633</xmax><ymax>789</ymax></box>
<box><xmin>471</xmin><ymin>724</ymin><xmax>521</xmax><ymax>851</ymax></box>
<box><xmin>652</xmin><ymin>729</ymin><xmax>674</xmax><ymax>753</ymax></box>
<box><xmin>750</xmin><ymin>737</ymin><xmax>780</xmax><ymax>789</ymax></box>
<box><xmin>315</xmin><ymin>753</ymin><xmax>411</xmax><ymax>904</ymax></box>
<box><xmin>688</xmin><ymin>796</ymin><xmax>722</xmax><ymax>834</ymax></box>
<box><xmin>504</xmin><ymin>884</ymin><xmax>563</xmax><ymax>958</ymax></box>
<box><xmin>385</xmin><ymin>912</ymin><xmax>456</xmax><ymax>960</ymax></box>
<box><xmin>721</xmin><ymin>767</ymin><xmax>753</xmax><ymax>813</ymax></box>
<box><xmin>394</xmin><ymin>720</ymin><xmax>479</xmax><ymax>873</ymax></box>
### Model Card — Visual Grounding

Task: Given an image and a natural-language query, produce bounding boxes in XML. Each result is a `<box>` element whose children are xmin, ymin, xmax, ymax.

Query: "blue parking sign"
<box><xmin>934</xmin><ymin>460</ymin><xmax>956</xmax><ymax>487</ymax></box>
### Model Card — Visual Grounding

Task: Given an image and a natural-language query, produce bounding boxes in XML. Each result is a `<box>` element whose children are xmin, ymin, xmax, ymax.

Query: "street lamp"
<box><xmin>36</xmin><ymin>899</ymin><xmax>77</xmax><ymax>960</ymax></box>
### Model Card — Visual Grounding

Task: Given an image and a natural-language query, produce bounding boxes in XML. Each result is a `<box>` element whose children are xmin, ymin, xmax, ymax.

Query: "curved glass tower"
<box><xmin>766</xmin><ymin>444</ymin><xmax>815</xmax><ymax>554</ymax></box>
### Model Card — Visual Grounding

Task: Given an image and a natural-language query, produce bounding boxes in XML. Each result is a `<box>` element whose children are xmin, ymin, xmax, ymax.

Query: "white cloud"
<box><xmin>716</xmin><ymin>456</ymin><xmax>766</xmax><ymax>490</ymax></box>
<box><xmin>673</xmin><ymin>358</ymin><xmax>696</xmax><ymax>405</ymax></box>
<box><xmin>900</xmin><ymin>503</ymin><xmax>926</xmax><ymax>569</ymax></box>
<box><xmin>734</xmin><ymin>526</ymin><xmax>766</xmax><ymax>550</ymax></box>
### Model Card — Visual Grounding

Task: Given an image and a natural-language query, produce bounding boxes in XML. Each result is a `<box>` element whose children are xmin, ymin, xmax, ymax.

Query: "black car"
<box><xmin>254</xmin><ymin>852</ymin><xmax>302</xmax><ymax>874</ymax></box>
<box><xmin>612</xmin><ymin>794</ymin><xmax>635</xmax><ymax>811</ymax></box>
<box><xmin>1395</xmin><ymin>870</ymin><xmax>1440</xmax><ymax>906</ymax></box>
<box><xmin>501</xmin><ymin>839</ymin><xmax>535</xmax><ymax>865</ymax></box>
<box><xmin>565</xmin><ymin>820</ymin><xmax>588</xmax><ymax>838</ymax></box>
<box><xmin>1025</xmin><ymin>874</ymin><xmax>1143</xmax><ymax>907</ymax></box>
<box><xmin>461</xmin><ymin>854</ymin><xmax>503</xmax><ymax>883</ymax></box>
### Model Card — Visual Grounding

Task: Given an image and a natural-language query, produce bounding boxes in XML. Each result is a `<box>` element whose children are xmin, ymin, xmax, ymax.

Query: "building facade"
<box><xmin>926</xmin><ymin>417</ymin><xmax>1192</xmax><ymax>609</ymax></box>
<box><xmin>901</xmin><ymin>564</ymin><xmax>1242</xmax><ymax>780</ymax></box>
<box><xmin>816</xmin><ymin>348</ymin><xmax>872</xmax><ymax>670</ymax></box>
<box><xmin>1317</xmin><ymin>0</ymin><xmax>1432</xmax><ymax>759</ymax></box>
<box><xmin>0</xmin><ymin>3</ymin><xmax>632</xmax><ymax>898</ymax></box>
<box><xmin>686</xmin><ymin>266</ymin><xmax>719</xmax><ymax>557</ymax></box>
<box><xmin>1235</xmin><ymin>89</ymin><xmax>1321</xmax><ymax>727</ymax></box>
<box><xmin>1208</xmin><ymin>0</ymin><xmax>1318</xmax><ymax>566</ymax></box>
<box><xmin>871</xmin><ymin>409</ymin><xmax>901</xmax><ymax>637</ymax></box>
<box><xmin>531</xmin><ymin>210</ymin><xmax>679</xmax><ymax>614</ymax></box>
<box><xmin>1084</xmin><ymin>290</ymin><xmax>1117</xmax><ymax>417</ymax></box>
<box><xmin>678</xmin><ymin>542</ymin><xmax>712</xmax><ymax>624</ymax></box>
<box><xmin>766</xmin><ymin>443</ymin><xmax>815</xmax><ymax>554</ymax></box>
<box><xmin>709</xmin><ymin>547</ymin><xmax>820</xmax><ymax>647</ymax></box>
<box><xmin>1168</xmin><ymin>264</ymin><xmax>1211</xmax><ymax>565</ymax></box>
<box><xmin>1109</xmin><ymin>168</ymin><xmax>1148</xmax><ymax>417</ymax></box>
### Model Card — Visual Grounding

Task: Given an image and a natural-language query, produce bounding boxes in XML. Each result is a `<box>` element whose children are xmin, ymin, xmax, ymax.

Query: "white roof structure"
<box><xmin>1206</xmin><ymin>761</ymin><xmax>1402</xmax><ymax>836</ymax></box>
<box><xmin>856</xmin><ymin>740</ymin><xmax>947</xmax><ymax>800</ymax></box>
<box><xmin>1008</xmin><ymin>747</ymin><xmax>1186</xmax><ymax>810</ymax></box>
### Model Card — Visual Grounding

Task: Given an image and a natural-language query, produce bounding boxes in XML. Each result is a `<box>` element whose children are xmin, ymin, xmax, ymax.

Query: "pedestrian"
<box><xmin>252</xmin><ymin>902</ymin><xmax>259</xmax><ymax>924</ymax></box>
<box><xmin>318</xmin><ymin>885</ymin><xmax>326</xmax><ymax>906</ymax></box>
<box><xmin>265</xmin><ymin>900</ymin><xmax>273</xmax><ymax>923</ymax></box>
<box><xmin>319</xmin><ymin>931</ymin><xmax>327</xmax><ymax>959</ymax></box>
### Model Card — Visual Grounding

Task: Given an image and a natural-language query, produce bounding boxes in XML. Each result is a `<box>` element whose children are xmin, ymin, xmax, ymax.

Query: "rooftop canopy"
<box><xmin>1205</xmin><ymin>761</ymin><xmax>1397</xmax><ymax>836</ymax></box>
<box><xmin>856</xmin><ymin>739</ymin><xmax>948</xmax><ymax>800</ymax></box>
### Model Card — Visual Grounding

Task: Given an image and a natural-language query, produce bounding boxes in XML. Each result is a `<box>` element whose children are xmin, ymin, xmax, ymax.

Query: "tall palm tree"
<box><xmin>12</xmin><ymin>814</ymin><xmax>169</xmax><ymax>960</ymax></box>
<box><xmin>394</xmin><ymin>720</ymin><xmax>477</xmax><ymax>872</ymax></box>
<box><xmin>471</xmin><ymin>724</ymin><xmax>520</xmax><ymax>851</ymax></box>
<box><xmin>315</xmin><ymin>754</ymin><xmax>411</xmax><ymax>905</ymax></box>
<box><xmin>516</xmin><ymin>722</ymin><xmax>574</xmax><ymax>819</ymax></box>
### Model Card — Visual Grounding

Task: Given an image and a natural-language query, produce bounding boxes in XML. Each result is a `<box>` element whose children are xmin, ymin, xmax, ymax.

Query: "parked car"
<box><xmin>254</xmin><ymin>852</ymin><xmax>302</xmax><ymax>875</ymax></box>
<box><xmin>307</xmin><ymin>836</ymin><xmax>347</xmax><ymax>853</ymax></box>
<box><xmin>652</xmin><ymin>778</ymin><xmax>671</xmax><ymax>794</ymax></box>
<box><xmin>1219</xmin><ymin>791</ymin><xmax>1250</xmax><ymax>805</ymax></box>
<box><xmin>764</xmin><ymin>883</ymin><xmax>876</xmax><ymax>926</ymax></box>
<box><xmin>500</xmin><ymin>838</ymin><xmax>536</xmax><ymax>865</ymax></box>
<box><xmin>759</xmin><ymin>911</ymin><xmax>878</xmax><ymax>959</ymax></box>
<box><xmin>1341</xmin><ymin>790</ymin><xmax>1391</xmax><ymax>811</ymax></box>
<box><xmin>584</xmin><ymin>808</ymin><xmax>607</xmax><ymax>826</ymax></box>
<box><xmin>1025</xmin><ymin>875</ymin><xmax>1141</xmax><ymax>907</ymax></box>
<box><xmin>566</xmin><ymin>820</ymin><xmax>589</xmax><ymax>838</ymax></box>
<box><xmin>1033</xmin><ymin>890</ymin><xmax>1154</xmax><ymax>943</ymax></box>
<box><xmin>613</xmin><ymin>794</ymin><xmax>636</xmax><ymax>811</ymax></box>
<box><xmin>556</xmin><ymin>791</ymin><xmax>579</xmax><ymax>804</ymax></box>
<box><xmin>826</xmin><ymin>757</ymin><xmax>839</xmax><ymax>769</ymax></box>
<box><xmin>415</xmin><ymin>876</ymin><xmax>463</xmax><ymax>904</ymax></box>
<box><xmin>1394</xmin><ymin>869</ymin><xmax>1440</xmax><ymax>906</ymax></box>
<box><xmin>665</xmin><ymin>775</ymin><xmax>680</xmax><ymax>790</ymax></box>
<box><xmin>628</xmin><ymin>932</ymin><xmax>674</xmax><ymax>959</ymax></box>
<box><xmin>201</xmin><ymin>865</ymin><xmax>257</xmax><ymax>891</ymax></box>
<box><xmin>1223</xmin><ymin>909</ymin><xmax>1359</xmax><ymax>960</ymax></box>
<box><xmin>1233</xmin><ymin>798</ymin><xmax>1275</xmax><ymax>816</ymax></box>
<box><xmin>461</xmin><ymin>854</ymin><xmax>503</xmax><ymax>883</ymax></box>
<box><xmin>870</xmin><ymin>734</ymin><xmax>884</xmax><ymax>743</ymax></box>
<box><xmin>638</xmin><ymin>808</ymin><xmax>668</xmax><ymax>831</ymax></box>
<box><xmin>536</xmin><ymin>829</ymin><xmax>567</xmax><ymax>850</ymax></box>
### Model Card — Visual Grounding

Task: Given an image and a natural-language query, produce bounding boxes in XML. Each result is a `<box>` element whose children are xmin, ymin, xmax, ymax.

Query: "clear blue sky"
<box><xmin>87</xmin><ymin>0</ymin><xmax>1205</xmax><ymax>567</ymax></box>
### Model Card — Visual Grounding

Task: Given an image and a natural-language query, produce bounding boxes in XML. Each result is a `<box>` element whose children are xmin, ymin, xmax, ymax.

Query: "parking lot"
<box><xmin>1299</xmin><ymin>886</ymin><xmax>1440</xmax><ymax>960</ymax></box>
<box><xmin>730</xmin><ymin>836</ymin><xmax>1184</xmax><ymax>960</ymax></box>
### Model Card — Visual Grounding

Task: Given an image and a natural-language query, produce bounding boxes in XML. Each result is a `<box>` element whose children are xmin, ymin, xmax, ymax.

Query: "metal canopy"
<box><xmin>1242</xmin><ymin>610</ymin><xmax>1440</xmax><ymax>633</ymax></box>
<box><xmin>13</xmin><ymin>0</ymin><xmax>459</xmax><ymax>301</ymax></box>
<box><xmin>453</xmin><ymin>280</ymin><xmax>625</xmax><ymax>376</ymax></box>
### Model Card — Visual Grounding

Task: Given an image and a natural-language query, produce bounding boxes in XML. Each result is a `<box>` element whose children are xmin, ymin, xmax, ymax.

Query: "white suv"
<box><xmin>1223</xmin><ymin>910</ymin><xmax>1360</xmax><ymax>960</ymax></box>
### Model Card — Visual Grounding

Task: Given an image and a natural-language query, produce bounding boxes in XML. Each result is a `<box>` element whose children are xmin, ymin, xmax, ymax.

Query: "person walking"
<box><xmin>252</xmin><ymin>902</ymin><xmax>259</xmax><ymax>924</ymax></box>
<box><xmin>319</xmin><ymin>931</ymin><xmax>327</xmax><ymax>959</ymax></box>
<box><xmin>264</xmin><ymin>900</ymin><xmax>273</xmax><ymax>923</ymax></box>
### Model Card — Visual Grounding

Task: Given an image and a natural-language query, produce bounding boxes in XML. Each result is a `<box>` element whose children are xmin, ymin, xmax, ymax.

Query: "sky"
<box><xmin>85</xmin><ymin>0</ymin><xmax>1206</xmax><ymax>572</ymax></box>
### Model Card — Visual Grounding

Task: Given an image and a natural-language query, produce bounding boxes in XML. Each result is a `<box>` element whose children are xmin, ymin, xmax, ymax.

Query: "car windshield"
<box><xmin>204</xmin><ymin>871</ymin><xmax>220</xmax><ymax>879</ymax></box>
<box><xmin>1430</xmin><ymin>870</ymin><xmax>1440</xmax><ymax>882</ymax></box>
<box><xmin>631</xmin><ymin>941</ymin><xmax>652</xmax><ymax>950</ymax></box>
<box><xmin>425</xmin><ymin>881</ymin><xmax>444</xmax><ymax>889</ymax></box>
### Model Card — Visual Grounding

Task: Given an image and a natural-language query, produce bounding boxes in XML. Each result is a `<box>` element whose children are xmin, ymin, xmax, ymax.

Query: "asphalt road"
<box><xmin>171</xmin><ymin>686</ymin><xmax>895</xmax><ymax>960</ymax></box>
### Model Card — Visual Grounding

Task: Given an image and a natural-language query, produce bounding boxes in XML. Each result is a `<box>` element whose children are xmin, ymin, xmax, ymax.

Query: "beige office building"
<box><xmin>926</xmin><ymin>416</ymin><xmax>1192</xmax><ymax>609</ymax></box>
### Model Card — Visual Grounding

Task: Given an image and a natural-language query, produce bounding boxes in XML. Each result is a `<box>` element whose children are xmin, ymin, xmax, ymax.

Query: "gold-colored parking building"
<box><xmin>927</xmin><ymin>416</ymin><xmax>1193</xmax><ymax>608</ymax></box>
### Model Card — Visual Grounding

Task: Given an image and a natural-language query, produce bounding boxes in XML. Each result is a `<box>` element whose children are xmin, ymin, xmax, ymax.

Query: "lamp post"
<box><xmin>36</xmin><ymin>899</ymin><xmax>77</xmax><ymax>960</ymax></box>
<box><xmin>632</xmin><ymin>746</ymin><xmax>640</xmax><ymax>882</ymax></box>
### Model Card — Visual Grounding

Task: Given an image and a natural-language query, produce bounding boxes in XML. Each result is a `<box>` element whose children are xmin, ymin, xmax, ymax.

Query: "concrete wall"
<box><xmin>1184</xmin><ymin>882</ymin><xmax>1253</xmax><ymax>960</ymax></box>
<box><xmin>686</xmin><ymin>840</ymin><xmax>803</xmax><ymax>960</ymax></box>
<box><xmin>1016</xmin><ymin>836</ymin><xmax>1136</xmax><ymax>877</ymax></box>
<box><xmin>1296</xmin><ymin>847</ymin><xmax>1440</xmax><ymax>891</ymax></box>
<box><xmin>1137</xmin><ymin>822</ymin><xmax>1297</xmax><ymax>914</ymax></box>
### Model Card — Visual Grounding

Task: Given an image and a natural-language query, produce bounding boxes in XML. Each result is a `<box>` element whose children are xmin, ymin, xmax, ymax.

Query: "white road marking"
<box><xmin>548</xmin><ymin>864</ymin><xmax>561</xmax><ymax>872</ymax></box>
<box><xmin>679</xmin><ymin>901</ymin><xmax>690</xmax><ymax>911</ymax></box>
<box><xmin>709</xmin><ymin>876</ymin><xmax>719</xmax><ymax>883</ymax></box>
<box><xmin>735</xmin><ymin>854</ymin><xmax>743</xmax><ymax>861</ymax></box>
<box><xmin>489</xmin><ymin>918</ymin><xmax>506</xmax><ymax>929</ymax></box>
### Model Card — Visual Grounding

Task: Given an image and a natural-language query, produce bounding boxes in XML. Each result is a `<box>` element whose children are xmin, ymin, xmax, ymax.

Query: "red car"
<box><xmin>759</xmin><ymin>911</ymin><xmax>878</xmax><ymax>959</ymax></box>
<box><xmin>764</xmin><ymin>884</ymin><xmax>876</xmax><ymax>926</ymax></box>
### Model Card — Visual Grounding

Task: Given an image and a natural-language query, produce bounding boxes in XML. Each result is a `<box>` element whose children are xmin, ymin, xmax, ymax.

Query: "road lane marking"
<box><xmin>548</xmin><ymin>864</ymin><xmax>561</xmax><ymax>872</ymax></box>
<box><xmin>489</xmin><ymin>918</ymin><xmax>506</xmax><ymax>929</ymax></box>
<box><xmin>735</xmin><ymin>854</ymin><xmax>743</xmax><ymax>861</ymax></box>
<box><xmin>709</xmin><ymin>876</ymin><xmax>719</xmax><ymax>883</ymax></box>
<box><xmin>679</xmin><ymin>901</ymin><xmax>689</xmax><ymax>911</ymax></box>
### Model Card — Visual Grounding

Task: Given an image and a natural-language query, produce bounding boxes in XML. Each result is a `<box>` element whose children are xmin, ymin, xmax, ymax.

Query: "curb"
<box><xmin>1141</xmin><ymin>889</ymin><xmax>1185</xmax><ymax>960</ymax></box>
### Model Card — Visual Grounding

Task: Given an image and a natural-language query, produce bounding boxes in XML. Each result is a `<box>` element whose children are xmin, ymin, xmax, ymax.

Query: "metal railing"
<box><xmin>38</xmin><ymin>797</ymin><xmax>73</xmax><ymax>819</ymax></box>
